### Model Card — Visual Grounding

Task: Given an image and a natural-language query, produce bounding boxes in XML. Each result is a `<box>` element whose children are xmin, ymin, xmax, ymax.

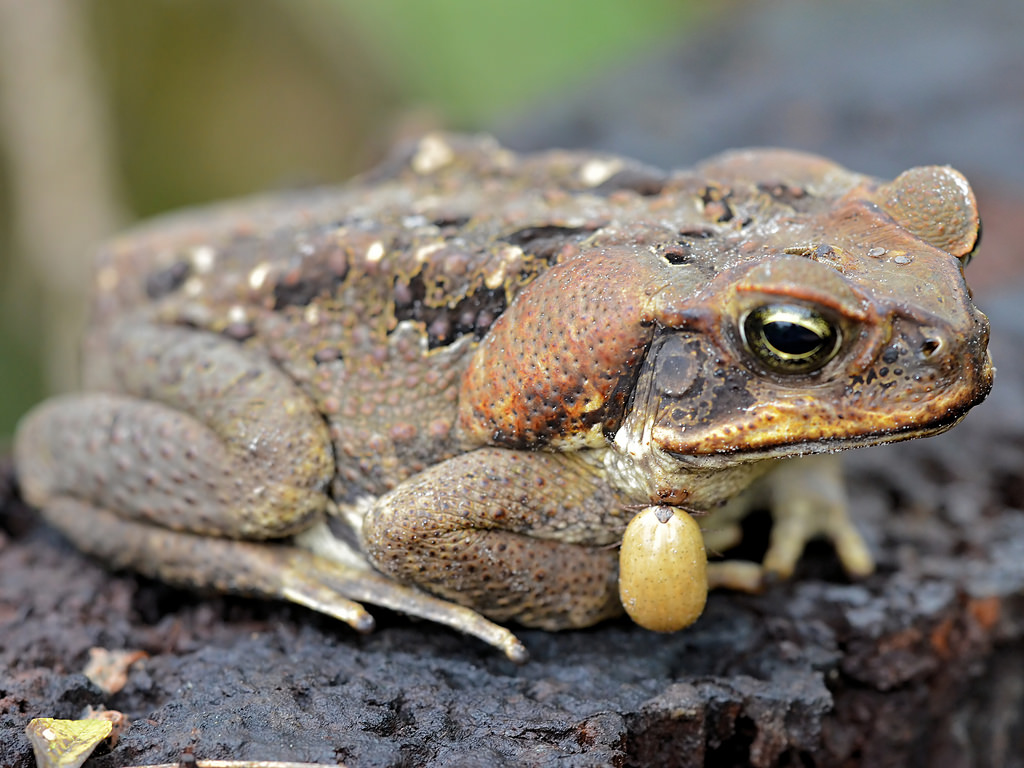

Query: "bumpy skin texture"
<box><xmin>14</xmin><ymin>134</ymin><xmax>993</xmax><ymax>660</ymax></box>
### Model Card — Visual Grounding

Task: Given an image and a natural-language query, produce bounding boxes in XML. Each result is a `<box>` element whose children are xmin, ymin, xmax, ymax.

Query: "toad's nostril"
<box><xmin>920</xmin><ymin>338</ymin><xmax>942</xmax><ymax>358</ymax></box>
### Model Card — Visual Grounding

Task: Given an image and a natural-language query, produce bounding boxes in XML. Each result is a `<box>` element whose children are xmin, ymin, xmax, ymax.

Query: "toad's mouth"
<box><xmin>654</xmin><ymin>362</ymin><xmax>993</xmax><ymax>467</ymax></box>
<box><xmin>668</xmin><ymin>408</ymin><xmax>968</xmax><ymax>466</ymax></box>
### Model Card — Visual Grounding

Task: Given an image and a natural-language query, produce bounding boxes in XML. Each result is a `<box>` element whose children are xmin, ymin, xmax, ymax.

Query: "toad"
<box><xmin>15</xmin><ymin>134</ymin><xmax>993</xmax><ymax>661</ymax></box>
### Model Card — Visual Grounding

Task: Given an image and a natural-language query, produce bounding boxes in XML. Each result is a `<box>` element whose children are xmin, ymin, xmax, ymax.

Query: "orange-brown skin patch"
<box><xmin>458</xmin><ymin>248</ymin><xmax>672</xmax><ymax>448</ymax></box>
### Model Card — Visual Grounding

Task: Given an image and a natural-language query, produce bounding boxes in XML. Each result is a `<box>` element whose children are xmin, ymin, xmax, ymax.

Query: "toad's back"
<box><xmin>75</xmin><ymin>136</ymin><xmax>705</xmax><ymax>497</ymax></box>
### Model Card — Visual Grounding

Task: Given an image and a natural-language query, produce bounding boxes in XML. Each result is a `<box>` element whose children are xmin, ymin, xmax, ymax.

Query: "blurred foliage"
<box><xmin>0</xmin><ymin>0</ymin><xmax>698</xmax><ymax>439</ymax></box>
<box><xmin>334</xmin><ymin>0</ymin><xmax>697</xmax><ymax>122</ymax></box>
<box><xmin>87</xmin><ymin>0</ymin><xmax>698</xmax><ymax>214</ymax></box>
<box><xmin>89</xmin><ymin>0</ymin><xmax>396</xmax><ymax>216</ymax></box>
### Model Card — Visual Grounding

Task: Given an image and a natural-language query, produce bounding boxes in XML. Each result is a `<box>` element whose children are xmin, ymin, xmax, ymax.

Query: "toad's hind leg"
<box><xmin>361</xmin><ymin>448</ymin><xmax>632</xmax><ymax>631</ymax></box>
<box><xmin>15</xmin><ymin>323</ymin><xmax>335</xmax><ymax>540</ymax></box>
<box><xmin>15</xmin><ymin>323</ymin><xmax>340</xmax><ymax>609</ymax></box>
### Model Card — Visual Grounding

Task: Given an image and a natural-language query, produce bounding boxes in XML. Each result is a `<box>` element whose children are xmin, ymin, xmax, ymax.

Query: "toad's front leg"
<box><xmin>702</xmin><ymin>454</ymin><xmax>874</xmax><ymax>590</ymax></box>
<box><xmin>761</xmin><ymin>453</ymin><xmax>874</xmax><ymax>579</ymax></box>
<box><xmin>361</xmin><ymin>448</ymin><xmax>636</xmax><ymax>631</ymax></box>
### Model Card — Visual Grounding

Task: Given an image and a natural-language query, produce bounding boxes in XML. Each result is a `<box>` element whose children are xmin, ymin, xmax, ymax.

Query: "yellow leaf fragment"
<box><xmin>25</xmin><ymin>717</ymin><xmax>113</xmax><ymax>768</ymax></box>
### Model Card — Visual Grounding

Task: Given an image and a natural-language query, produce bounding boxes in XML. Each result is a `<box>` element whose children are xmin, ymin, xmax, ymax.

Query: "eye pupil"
<box><xmin>742</xmin><ymin>304</ymin><xmax>840</xmax><ymax>374</ymax></box>
<box><xmin>762</xmin><ymin>320</ymin><xmax>824</xmax><ymax>357</ymax></box>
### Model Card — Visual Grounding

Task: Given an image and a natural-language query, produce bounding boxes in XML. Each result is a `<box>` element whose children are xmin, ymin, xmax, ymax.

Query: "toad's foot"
<box><xmin>762</xmin><ymin>454</ymin><xmax>874</xmax><ymax>580</ymax></box>
<box><xmin>701</xmin><ymin>454</ymin><xmax>874</xmax><ymax>591</ymax></box>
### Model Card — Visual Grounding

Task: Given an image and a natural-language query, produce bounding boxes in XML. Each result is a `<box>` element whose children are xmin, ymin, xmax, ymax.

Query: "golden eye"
<box><xmin>741</xmin><ymin>304</ymin><xmax>841</xmax><ymax>374</ymax></box>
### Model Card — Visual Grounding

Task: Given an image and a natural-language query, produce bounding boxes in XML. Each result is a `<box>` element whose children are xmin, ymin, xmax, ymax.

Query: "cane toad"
<box><xmin>15</xmin><ymin>134</ymin><xmax>993</xmax><ymax>661</ymax></box>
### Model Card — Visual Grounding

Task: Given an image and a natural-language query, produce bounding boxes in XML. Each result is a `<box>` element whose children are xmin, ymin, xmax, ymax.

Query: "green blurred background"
<box><xmin>0</xmin><ymin>0</ymin><xmax>704</xmax><ymax>442</ymax></box>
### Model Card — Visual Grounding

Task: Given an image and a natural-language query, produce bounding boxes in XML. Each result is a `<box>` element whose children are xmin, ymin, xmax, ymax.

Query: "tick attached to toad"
<box><xmin>15</xmin><ymin>134</ymin><xmax>992</xmax><ymax>661</ymax></box>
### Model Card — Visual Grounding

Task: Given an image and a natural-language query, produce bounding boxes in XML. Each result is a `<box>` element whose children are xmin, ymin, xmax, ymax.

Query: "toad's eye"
<box><xmin>741</xmin><ymin>304</ymin><xmax>841</xmax><ymax>374</ymax></box>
